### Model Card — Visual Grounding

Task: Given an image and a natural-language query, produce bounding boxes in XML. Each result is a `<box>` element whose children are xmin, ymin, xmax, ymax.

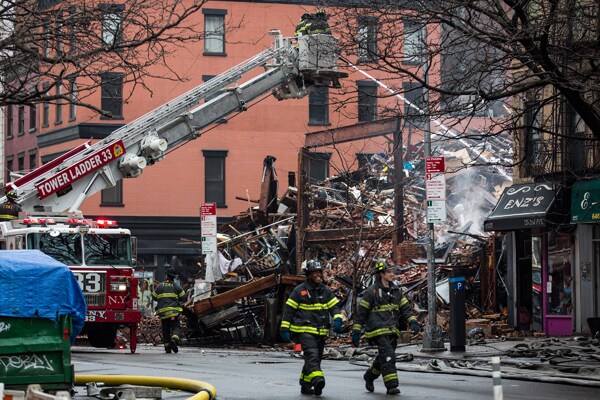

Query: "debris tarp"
<box><xmin>0</xmin><ymin>250</ymin><xmax>86</xmax><ymax>342</ymax></box>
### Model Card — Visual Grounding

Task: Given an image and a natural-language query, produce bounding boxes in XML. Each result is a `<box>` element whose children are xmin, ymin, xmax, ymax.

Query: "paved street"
<box><xmin>72</xmin><ymin>344</ymin><xmax>600</xmax><ymax>400</ymax></box>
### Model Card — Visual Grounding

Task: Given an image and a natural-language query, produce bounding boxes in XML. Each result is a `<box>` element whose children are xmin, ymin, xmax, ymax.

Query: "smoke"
<box><xmin>448</xmin><ymin>167</ymin><xmax>491</xmax><ymax>236</ymax></box>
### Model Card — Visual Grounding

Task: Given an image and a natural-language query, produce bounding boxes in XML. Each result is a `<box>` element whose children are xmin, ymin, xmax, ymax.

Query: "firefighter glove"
<box><xmin>410</xmin><ymin>321</ymin><xmax>420</xmax><ymax>334</ymax></box>
<box><xmin>352</xmin><ymin>331</ymin><xmax>361</xmax><ymax>347</ymax></box>
<box><xmin>280</xmin><ymin>329</ymin><xmax>291</xmax><ymax>342</ymax></box>
<box><xmin>333</xmin><ymin>318</ymin><xmax>343</xmax><ymax>334</ymax></box>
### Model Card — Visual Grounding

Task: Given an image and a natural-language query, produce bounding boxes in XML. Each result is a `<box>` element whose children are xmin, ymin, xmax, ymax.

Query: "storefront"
<box><xmin>570</xmin><ymin>180</ymin><xmax>600</xmax><ymax>334</ymax></box>
<box><xmin>485</xmin><ymin>182</ymin><xmax>574</xmax><ymax>336</ymax></box>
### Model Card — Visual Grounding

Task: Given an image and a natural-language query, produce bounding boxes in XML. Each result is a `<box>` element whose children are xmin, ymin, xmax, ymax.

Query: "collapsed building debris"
<box><xmin>137</xmin><ymin>118</ymin><xmax>517</xmax><ymax>347</ymax></box>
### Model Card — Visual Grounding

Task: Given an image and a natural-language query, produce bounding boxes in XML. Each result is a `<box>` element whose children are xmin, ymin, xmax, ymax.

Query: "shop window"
<box><xmin>203</xmin><ymin>9</ymin><xmax>226</xmax><ymax>55</ymax></box>
<box><xmin>203</xmin><ymin>150</ymin><xmax>227</xmax><ymax>208</ymax></box>
<box><xmin>547</xmin><ymin>233</ymin><xmax>573</xmax><ymax>315</ymax></box>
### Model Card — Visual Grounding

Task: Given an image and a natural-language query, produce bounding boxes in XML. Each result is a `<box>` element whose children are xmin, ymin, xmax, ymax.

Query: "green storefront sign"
<box><xmin>571</xmin><ymin>179</ymin><xmax>600</xmax><ymax>223</ymax></box>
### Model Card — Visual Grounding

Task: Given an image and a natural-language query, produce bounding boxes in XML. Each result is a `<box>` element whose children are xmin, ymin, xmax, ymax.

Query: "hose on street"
<box><xmin>74</xmin><ymin>375</ymin><xmax>217</xmax><ymax>400</ymax></box>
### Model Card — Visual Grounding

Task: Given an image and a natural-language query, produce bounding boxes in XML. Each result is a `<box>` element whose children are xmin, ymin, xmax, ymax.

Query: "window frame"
<box><xmin>309</xmin><ymin>86</ymin><xmax>330</xmax><ymax>126</ymax></box>
<box><xmin>55</xmin><ymin>81</ymin><xmax>62</xmax><ymax>125</ymax></box>
<box><xmin>42</xmin><ymin>83</ymin><xmax>50</xmax><ymax>128</ymax></box>
<box><xmin>17</xmin><ymin>105</ymin><xmax>25</xmax><ymax>135</ymax></box>
<box><xmin>203</xmin><ymin>149</ymin><xmax>228</xmax><ymax>208</ymax></box>
<box><xmin>68</xmin><ymin>76</ymin><xmax>77</xmax><ymax>121</ymax></box>
<box><xmin>101</xmin><ymin>3</ymin><xmax>124</xmax><ymax>47</ymax></box>
<box><xmin>357</xmin><ymin>80</ymin><xmax>378</xmax><ymax>122</ymax></box>
<box><xmin>29</xmin><ymin>103</ymin><xmax>37</xmax><ymax>133</ymax></box>
<box><xmin>308</xmin><ymin>152</ymin><xmax>331</xmax><ymax>184</ymax></box>
<box><xmin>403</xmin><ymin>81</ymin><xmax>425</xmax><ymax>129</ymax></box>
<box><xmin>203</xmin><ymin>9</ymin><xmax>227</xmax><ymax>56</ymax></box>
<box><xmin>101</xmin><ymin>180</ymin><xmax>124</xmax><ymax>206</ymax></box>
<box><xmin>357</xmin><ymin>16</ymin><xmax>377</xmax><ymax>63</ymax></box>
<box><xmin>525</xmin><ymin>101</ymin><xmax>543</xmax><ymax>167</ymax></box>
<box><xmin>100</xmin><ymin>72</ymin><xmax>124</xmax><ymax>119</ymax></box>
<box><xmin>403</xmin><ymin>20</ymin><xmax>426</xmax><ymax>65</ymax></box>
<box><xmin>29</xmin><ymin>150</ymin><xmax>37</xmax><ymax>171</ymax></box>
<box><xmin>6</xmin><ymin>104</ymin><xmax>13</xmax><ymax>138</ymax></box>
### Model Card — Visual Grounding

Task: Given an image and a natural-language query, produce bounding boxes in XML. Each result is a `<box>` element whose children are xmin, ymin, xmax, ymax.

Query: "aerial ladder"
<box><xmin>2</xmin><ymin>31</ymin><xmax>345</xmax><ymax>211</ymax></box>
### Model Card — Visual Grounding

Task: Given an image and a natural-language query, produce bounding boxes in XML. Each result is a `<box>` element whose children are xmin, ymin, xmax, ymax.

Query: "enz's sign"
<box><xmin>36</xmin><ymin>141</ymin><xmax>126</xmax><ymax>199</ymax></box>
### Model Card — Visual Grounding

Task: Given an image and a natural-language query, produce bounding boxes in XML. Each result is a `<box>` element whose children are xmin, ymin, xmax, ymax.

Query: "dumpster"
<box><xmin>0</xmin><ymin>251</ymin><xmax>86</xmax><ymax>390</ymax></box>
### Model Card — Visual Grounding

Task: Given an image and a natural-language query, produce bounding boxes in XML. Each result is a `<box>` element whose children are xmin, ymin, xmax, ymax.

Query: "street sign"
<box><xmin>201</xmin><ymin>203</ymin><xmax>217</xmax><ymax>254</ymax></box>
<box><xmin>427</xmin><ymin>200</ymin><xmax>447</xmax><ymax>223</ymax></box>
<box><xmin>426</xmin><ymin>156</ymin><xmax>446</xmax><ymax>201</ymax></box>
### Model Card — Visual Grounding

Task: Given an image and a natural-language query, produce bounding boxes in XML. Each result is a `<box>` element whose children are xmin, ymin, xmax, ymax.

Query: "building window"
<box><xmin>102</xmin><ymin>4</ymin><xmax>124</xmax><ymax>46</ymax></box>
<box><xmin>404</xmin><ymin>20</ymin><xmax>426</xmax><ymax>64</ymax></box>
<box><xmin>308</xmin><ymin>152</ymin><xmax>331</xmax><ymax>184</ymax></box>
<box><xmin>203</xmin><ymin>9</ymin><xmax>226</xmax><ymax>55</ymax></box>
<box><xmin>55</xmin><ymin>11</ymin><xmax>64</xmax><ymax>54</ymax></box>
<box><xmin>6</xmin><ymin>156</ymin><xmax>13</xmax><ymax>183</ymax></box>
<box><xmin>55</xmin><ymin>81</ymin><xmax>62</xmax><ymax>124</ymax></box>
<box><xmin>101</xmin><ymin>180</ymin><xmax>123</xmax><ymax>206</ymax></box>
<box><xmin>309</xmin><ymin>86</ymin><xmax>329</xmax><ymax>125</ymax></box>
<box><xmin>6</xmin><ymin>105</ymin><xmax>13</xmax><ymax>138</ymax></box>
<box><xmin>357</xmin><ymin>16</ymin><xmax>377</xmax><ymax>62</ymax></box>
<box><xmin>525</xmin><ymin>102</ymin><xmax>542</xmax><ymax>168</ymax></box>
<box><xmin>29</xmin><ymin>150</ymin><xmax>37</xmax><ymax>171</ymax></box>
<box><xmin>68</xmin><ymin>6</ymin><xmax>77</xmax><ymax>53</ymax></box>
<box><xmin>17</xmin><ymin>153</ymin><xmax>25</xmax><ymax>174</ymax></box>
<box><xmin>203</xmin><ymin>150</ymin><xmax>227</xmax><ymax>207</ymax></box>
<box><xmin>18</xmin><ymin>105</ymin><xmax>25</xmax><ymax>135</ymax></box>
<box><xmin>42</xmin><ymin>83</ymin><xmax>49</xmax><ymax>127</ymax></box>
<box><xmin>357</xmin><ymin>80</ymin><xmax>377</xmax><ymax>122</ymax></box>
<box><xmin>43</xmin><ymin>17</ymin><xmax>50</xmax><ymax>57</ymax></box>
<box><xmin>100</xmin><ymin>72</ymin><xmax>124</xmax><ymax>119</ymax></box>
<box><xmin>69</xmin><ymin>76</ymin><xmax>77</xmax><ymax>121</ymax></box>
<box><xmin>403</xmin><ymin>82</ymin><xmax>425</xmax><ymax>128</ymax></box>
<box><xmin>29</xmin><ymin>103</ymin><xmax>37</xmax><ymax>132</ymax></box>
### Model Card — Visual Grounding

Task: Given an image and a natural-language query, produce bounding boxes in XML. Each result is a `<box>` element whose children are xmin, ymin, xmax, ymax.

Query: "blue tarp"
<box><xmin>0</xmin><ymin>250</ymin><xmax>86</xmax><ymax>343</ymax></box>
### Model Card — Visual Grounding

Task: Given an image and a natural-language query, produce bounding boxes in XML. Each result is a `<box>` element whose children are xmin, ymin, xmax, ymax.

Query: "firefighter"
<box><xmin>0</xmin><ymin>191</ymin><xmax>22</xmax><ymax>221</ymax></box>
<box><xmin>280</xmin><ymin>259</ymin><xmax>343</xmax><ymax>396</ymax></box>
<box><xmin>152</xmin><ymin>267</ymin><xmax>186</xmax><ymax>353</ymax></box>
<box><xmin>310</xmin><ymin>9</ymin><xmax>331</xmax><ymax>34</ymax></box>
<box><xmin>352</xmin><ymin>258</ymin><xmax>419</xmax><ymax>395</ymax></box>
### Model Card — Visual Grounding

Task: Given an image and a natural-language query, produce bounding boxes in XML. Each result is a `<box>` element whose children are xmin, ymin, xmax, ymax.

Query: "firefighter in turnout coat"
<box><xmin>152</xmin><ymin>267</ymin><xmax>186</xmax><ymax>353</ymax></box>
<box><xmin>280</xmin><ymin>260</ymin><xmax>343</xmax><ymax>396</ymax></box>
<box><xmin>352</xmin><ymin>259</ymin><xmax>419</xmax><ymax>395</ymax></box>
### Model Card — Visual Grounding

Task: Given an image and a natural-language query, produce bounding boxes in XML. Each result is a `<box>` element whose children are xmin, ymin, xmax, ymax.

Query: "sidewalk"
<box><xmin>323</xmin><ymin>335</ymin><xmax>600</xmax><ymax>387</ymax></box>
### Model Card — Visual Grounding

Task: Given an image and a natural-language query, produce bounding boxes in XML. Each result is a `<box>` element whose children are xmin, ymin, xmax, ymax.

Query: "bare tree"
<box><xmin>0</xmin><ymin>0</ymin><xmax>220</xmax><ymax>115</ymax></box>
<box><xmin>320</xmin><ymin>0</ymin><xmax>599</xmax><ymax>173</ymax></box>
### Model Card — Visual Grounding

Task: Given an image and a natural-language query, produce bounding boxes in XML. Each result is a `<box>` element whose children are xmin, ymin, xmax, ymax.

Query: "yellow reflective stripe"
<box><xmin>407</xmin><ymin>316</ymin><xmax>417</xmax><ymax>323</ymax></box>
<box><xmin>178</xmin><ymin>291</ymin><xmax>186</xmax><ymax>297</ymax></box>
<box><xmin>359</xmin><ymin>299</ymin><xmax>370</xmax><ymax>308</ymax></box>
<box><xmin>372</xmin><ymin>304</ymin><xmax>399</xmax><ymax>312</ymax></box>
<box><xmin>155</xmin><ymin>292</ymin><xmax>179</xmax><ymax>299</ymax></box>
<box><xmin>370</xmin><ymin>367</ymin><xmax>380</xmax><ymax>375</ymax></box>
<box><xmin>399</xmin><ymin>297</ymin><xmax>409</xmax><ymax>307</ymax></box>
<box><xmin>157</xmin><ymin>306</ymin><xmax>182</xmax><ymax>313</ymax></box>
<box><xmin>333</xmin><ymin>314</ymin><xmax>343</xmax><ymax>320</ymax></box>
<box><xmin>0</xmin><ymin>215</ymin><xmax>17</xmax><ymax>220</ymax></box>
<box><xmin>383</xmin><ymin>373</ymin><xmax>398</xmax><ymax>383</ymax></box>
<box><xmin>353</xmin><ymin>324</ymin><xmax>362</xmax><ymax>331</ymax></box>
<box><xmin>364</xmin><ymin>327</ymin><xmax>400</xmax><ymax>338</ymax></box>
<box><xmin>290</xmin><ymin>325</ymin><xmax>329</xmax><ymax>335</ymax></box>
<box><xmin>298</xmin><ymin>303</ymin><xmax>328</xmax><ymax>311</ymax></box>
<box><xmin>326</xmin><ymin>297</ymin><xmax>339</xmax><ymax>308</ymax></box>
<box><xmin>281</xmin><ymin>320</ymin><xmax>291</xmax><ymax>329</ymax></box>
<box><xmin>303</xmin><ymin>370</ymin><xmax>324</xmax><ymax>382</ymax></box>
<box><xmin>286</xmin><ymin>298</ymin><xmax>299</xmax><ymax>308</ymax></box>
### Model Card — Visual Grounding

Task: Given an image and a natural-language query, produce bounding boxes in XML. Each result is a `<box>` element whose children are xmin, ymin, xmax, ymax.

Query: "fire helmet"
<box><xmin>166</xmin><ymin>267</ymin><xmax>178</xmax><ymax>278</ymax></box>
<box><xmin>6</xmin><ymin>190</ymin><xmax>17</xmax><ymax>200</ymax></box>
<box><xmin>373</xmin><ymin>258</ymin><xmax>394</xmax><ymax>273</ymax></box>
<box><xmin>303</xmin><ymin>259</ymin><xmax>323</xmax><ymax>275</ymax></box>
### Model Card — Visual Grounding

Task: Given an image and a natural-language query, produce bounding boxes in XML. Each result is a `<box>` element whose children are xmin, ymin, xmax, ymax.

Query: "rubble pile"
<box><xmin>138</xmin><ymin>131</ymin><xmax>516</xmax><ymax>346</ymax></box>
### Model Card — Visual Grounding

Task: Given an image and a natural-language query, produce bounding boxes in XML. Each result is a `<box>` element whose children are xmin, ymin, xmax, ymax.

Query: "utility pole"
<box><xmin>420</xmin><ymin>25</ymin><xmax>445</xmax><ymax>352</ymax></box>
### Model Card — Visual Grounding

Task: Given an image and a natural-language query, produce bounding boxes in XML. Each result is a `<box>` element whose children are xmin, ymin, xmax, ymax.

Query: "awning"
<box><xmin>484</xmin><ymin>183</ymin><xmax>558</xmax><ymax>231</ymax></box>
<box><xmin>571</xmin><ymin>179</ymin><xmax>600</xmax><ymax>223</ymax></box>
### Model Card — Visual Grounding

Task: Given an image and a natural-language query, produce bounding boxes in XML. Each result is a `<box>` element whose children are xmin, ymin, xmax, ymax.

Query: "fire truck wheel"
<box><xmin>88</xmin><ymin>328</ymin><xmax>118</xmax><ymax>349</ymax></box>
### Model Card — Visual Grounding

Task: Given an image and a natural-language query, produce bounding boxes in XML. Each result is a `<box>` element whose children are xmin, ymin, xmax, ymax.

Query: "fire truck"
<box><xmin>0</xmin><ymin>32</ymin><xmax>345</xmax><ymax>352</ymax></box>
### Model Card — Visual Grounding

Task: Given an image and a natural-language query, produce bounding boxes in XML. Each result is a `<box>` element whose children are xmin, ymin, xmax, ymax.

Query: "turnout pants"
<box><xmin>298</xmin><ymin>333</ymin><xmax>326</xmax><ymax>388</ymax></box>
<box><xmin>365</xmin><ymin>334</ymin><xmax>399</xmax><ymax>389</ymax></box>
<box><xmin>161</xmin><ymin>315</ymin><xmax>182</xmax><ymax>348</ymax></box>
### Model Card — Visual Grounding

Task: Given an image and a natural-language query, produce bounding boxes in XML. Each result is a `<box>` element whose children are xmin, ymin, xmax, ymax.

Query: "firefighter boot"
<box><xmin>363</xmin><ymin>371</ymin><xmax>375</xmax><ymax>392</ymax></box>
<box><xmin>386</xmin><ymin>387</ymin><xmax>400</xmax><ymax>395</ymax></box>
<box><xmin>164</xmin><ymin>343</ymin><xmax>172</xmax><ymax>354</ymax></box>
<box><xmin>300</xmin><ymin>383</ymin><xmax>314</xmax><ymax>395</ymax></box>
<box><xmin>313</xmin><ymin>378</ymin><xmax>325</xmax><ymax>396</ymax></box>
<box><xmin>170</xmin><ymin>338</ymin><xmax>179</xmax><ymax>353</ymax></box>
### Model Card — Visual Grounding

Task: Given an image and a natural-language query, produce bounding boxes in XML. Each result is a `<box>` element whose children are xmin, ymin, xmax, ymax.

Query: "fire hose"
<box><xmin>74</xmin><ymin>375</ymin><xmax>216</xmax><ymax>400</ymax></box>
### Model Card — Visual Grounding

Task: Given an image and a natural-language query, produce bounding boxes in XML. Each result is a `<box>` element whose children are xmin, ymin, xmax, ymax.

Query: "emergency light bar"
<box><xmin>20</xmin><ymin>218</ymin><xmax>57</xmax><ymax>226</ymax></box>
<box><xmin>96</xmin><ymin>219</ymin><xmax>117</xmax><ymax>228</ymax></box>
